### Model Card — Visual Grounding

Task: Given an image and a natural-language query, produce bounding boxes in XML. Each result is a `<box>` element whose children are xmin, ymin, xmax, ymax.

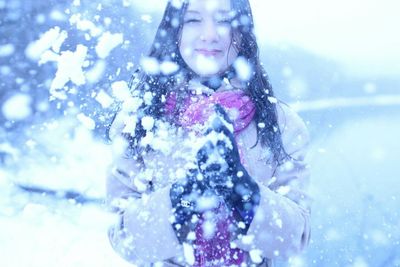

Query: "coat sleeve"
<box><xmin>106</xmin><ymin>114</ymin><xmax>183</xmax><ymax>264</ymax></box>
<box><xmin>107</xmin><ymin>176</ymin><xmax>183</xmax><ymax>264</ymax></box>
<box><xmin>236</xmin><ymin>103</ymin><xmax>311</xmax><ymax>259</ymax></box>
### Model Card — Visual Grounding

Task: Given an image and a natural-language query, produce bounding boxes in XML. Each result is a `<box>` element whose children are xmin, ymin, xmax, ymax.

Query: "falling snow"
<box><xmin>95</xmin><ymin>31</ymin><xmax>124</xmax><ymax>59</ymax></box>
<box><xmin>1</xmin><ymin>1</ymin><xmax>399</xmax><ymax>267</ymax></box>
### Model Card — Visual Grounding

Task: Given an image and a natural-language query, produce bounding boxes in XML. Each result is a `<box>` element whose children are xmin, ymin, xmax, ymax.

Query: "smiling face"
<box><xmin>179</xmin><ymin>0</ymin><xmax>238</xmax><ymax>77</ymax></box>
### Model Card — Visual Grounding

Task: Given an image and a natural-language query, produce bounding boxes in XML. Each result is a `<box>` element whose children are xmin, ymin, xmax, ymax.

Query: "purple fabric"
<box><xmin>193</xmin><ymin>203</ymin><xmax>247</xmax><ymax>266</ymax></box>
<box><xmin>165</xmin><ymin>90</ymin><xmax>255</xmax><ymax>266</ymax></box>
<box><xmin>165</xmin><ymin>90</ymin><xmax>255</xmax><ymax>134</ymax></box>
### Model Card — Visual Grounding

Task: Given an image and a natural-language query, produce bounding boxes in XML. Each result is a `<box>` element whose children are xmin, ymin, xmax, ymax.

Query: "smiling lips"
<box><xmin>195</xmin><ymin>48</ymin><xmax>222</xmax><ymax>56</ymax></box>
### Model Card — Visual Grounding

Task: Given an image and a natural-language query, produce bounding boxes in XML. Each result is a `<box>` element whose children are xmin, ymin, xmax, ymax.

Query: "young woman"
<box><xmin>106</xmin><ymin>0</ymin><xmax>311</xmax><ymax>266</ymax></box>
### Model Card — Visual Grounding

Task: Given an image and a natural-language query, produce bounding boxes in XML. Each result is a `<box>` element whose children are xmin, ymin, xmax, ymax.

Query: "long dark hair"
<box><xmin>117</xmin><ymin>0</ymin><xmax>288</xmax><ymax>165</ymax></box>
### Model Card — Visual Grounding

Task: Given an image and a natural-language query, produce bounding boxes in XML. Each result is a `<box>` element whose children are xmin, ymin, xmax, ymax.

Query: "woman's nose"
<box><xmin>199</xmin><ymin>20</ymin><xmax>219</xmax><ymax>42</ymax></box>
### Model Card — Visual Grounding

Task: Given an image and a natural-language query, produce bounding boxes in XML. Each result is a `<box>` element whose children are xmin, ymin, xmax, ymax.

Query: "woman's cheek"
<box><xmin>216</xmin><ymin>25</ymin><xmax>230</xmax><ymax>37</ymax></box>
<box><xmin>180</xmin><ymin>45</ymin><xmax>193</xmax><ymax>58</ymax></box>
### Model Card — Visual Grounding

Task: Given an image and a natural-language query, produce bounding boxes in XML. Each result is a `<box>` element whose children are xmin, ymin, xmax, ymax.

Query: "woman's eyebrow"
<box><xmin>215</xmin><ymin>10</ymin><xmax>235</xmax><ymax>19</ymax></box>
<box><xmin>186</xmin><ymin>9</ymin><xmax>231</xmax><ymax>14</ymax></box>
<box><xmin>186</xmin><ymin>10</ymin><xmax>200</xmax><ymax>14</ymax></box>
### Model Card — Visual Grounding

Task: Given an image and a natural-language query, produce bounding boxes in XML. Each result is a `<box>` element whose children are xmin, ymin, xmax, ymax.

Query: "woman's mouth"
<box><xmin>195</xmin><ymin>49</ymin><xmax>222</xmax><ymax>56</ymax></box>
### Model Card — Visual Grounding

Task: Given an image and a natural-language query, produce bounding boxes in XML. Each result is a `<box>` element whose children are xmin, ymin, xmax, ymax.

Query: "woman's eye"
<box><xmin>184</xmin><ymin>19</ymin><xmax>201</xmax><ymax>24</ymax></box>
<box><xmin>217</xmin><ymin>19</ymin><xmax>232</xmax><ymax>25</ymax></box>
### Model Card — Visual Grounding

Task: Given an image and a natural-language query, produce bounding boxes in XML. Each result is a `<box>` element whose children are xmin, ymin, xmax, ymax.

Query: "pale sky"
<box><xmin>252</xmin><ymin>0</ymin><xmax>400</xmax><ymax>78</ymax></box>
<box><xmin>134</xmin><ymin>0</ymin><xmax>400</xmax><ymax>78</ymax></box>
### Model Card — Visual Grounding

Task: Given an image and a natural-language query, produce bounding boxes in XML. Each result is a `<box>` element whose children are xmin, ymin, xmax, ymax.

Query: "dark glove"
<box><xmin>196</xmin><ymin>105</ymin><xmax>261</xmax><ymax>234</ymax></box>
<box><xmin>169</xmin><ymin>169</ymin><xmax>206</xmax><ymax>244</ymax></box>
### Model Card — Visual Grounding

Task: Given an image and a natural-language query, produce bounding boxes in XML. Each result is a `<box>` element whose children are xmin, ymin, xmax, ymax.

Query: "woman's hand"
<box><xmin>196</xmin><ymin>105</ymin><xmax>261</xmax><ymax>233</ymax></box>
<box><xmin>169</xmin><ymin>168</ymin><xmax>205</xmax><ymax>244</ymax></box>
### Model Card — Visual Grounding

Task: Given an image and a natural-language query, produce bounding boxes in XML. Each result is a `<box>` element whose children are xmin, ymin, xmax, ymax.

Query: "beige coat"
<box><xmin>106</xmin><ymin>102</ymin><xmax>311</xmax><ymax>267</ymax></box>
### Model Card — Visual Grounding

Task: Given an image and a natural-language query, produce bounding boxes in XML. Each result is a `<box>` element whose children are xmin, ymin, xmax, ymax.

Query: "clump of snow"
<box><xmin>86</xmin><ymin>60</ymin><xmax>106</xmax><ymax>84</ymax></box>
<box><xmin>249</xmin><ymin>249</ymin><xmax>263</xmax><ymax>264</ymax></box>
<box><xmin>160</xmin><ymin>61</ymin><xmax>179</xmax><ymax>75</ymax></box>
<box><xmin>239</xmin><ymin>14</ymin><xmax>251</xmax><ymax>26</ymax></box>
<box><xmin>121</xmin><ymin>97</ymin><xmax>143</xmax><ymax>113</ymax></box>
<box><xmin>195</xmin><ymin>55</ymin><xmax>219</xmax><ymax>75</ymax></box>
<box><xmin>187</xmin><ymin>231</ymin><xmax>196</xmax><ymax>241</ymax></box>
<box><xmin>280</xmin><ymin>160</ymin><xmax>294</xmax><ymax>172</ymax></box>
<box><xmin>121</xmin><ymin>0</ymin><xmax>131</xmax><ymax>7</ymax></box>
<box><xmin>257</xmin><ymin>122</ymin><xmax>265</xmax><ymax>129</ymax></box>
<box><xmin>133</xmin><ymin>177</ymin><xmax>149</xmax><ymax>192</ymax></box>
<box><xmin>141</xmin><ymin>14</ymin><xmax>152</xmax><ymax>23</ymax></box>
<box><xmin>25</xmin><ymin>27</ymin><xmax>68</xmax><ymax>61</ymax></box>
<box><xmin>140</xmin><ymin>57</ymin><xmax>160</xmax><ymax>75</ymax></box>
<box><xmin>126</xmin><ymin>62</ymin><xmax>134</xmax><ymax>71</ymax></box>
<box><xmin>50</xmin><ymin>9</ymin><xmax>67</xmax><ymax>21</ymax></box>
<box><xmin>271</xmin><ymin>210</ymin><xmax>283</xmax><ymax>228</ymax></box>
<box><xmin>196</xmin><ymin>195</ymin><xmax>219</xmax><ymax>211</ymax></box>
<box><xmin>50</xmin><ymin>44</ymin><xmax>88</xmax><ymax>98</ymax></box>
<box><xmin>39</xmin><ymin>50</ymin><xmax>60</xmax><ymax>65</ymax></box>
<box><xmin>241</xmin><ymin>234</ymin><xmax>255</xmax><ymax>245</ymax></box>
<box><xmin>287</xmin><ymin>256</ymin><xmax>306</xmax><ymax>267</ymax></box>
<box><xmin>110</xmin><ymin>136</ymin><xmax>129</xmax><ymax>157</ymax></box>
<box><xmin>51</xmin><ymin>31</ymin><xmax>68</xmax><ymax>53</ymax></box>
<box><xmin>2</xmin><ymin>94</ymin><xmax>32</xmax><ymax>121</ymax></box>
<box><xmin>237</xmin><ymin>221</ymin><xmax>246</xmax><ymax>229</ymax></box>
<box><xmin>122</xmin><ymin>116</ymin><xmax>137</xmax><ymax>135</ymax></box>
<box><xmin>202</xmin><ymin>220</ymin><xmax>216</xmax><ymax>239</ymax></box>
<box><xmin>182</xmin><ymin>243</ymin><xmax>195</xmax><ymax>265</ymax></box>
<box><xmin>77</xmin><ymin>113</ymin><xmax>96</xmax><ymax>130</ymax></box>
<box><xmin>111</xmin><ymin>81</ymin><xmax>130</xmax><ymax>101</ymax></box>
<box><xmin>141</xmin><ymin>116</ymin><xmax>155</xmax><ymax>131</ymax></box>
<box><xmin>104</xmin><ymin>17</ymin><xmax>112</xmax><ymax>26</ymax></box>
<box><xmin>267</xmin><ymin>96</ymin><xmax>278</xmax><ymax>104</ymax></box>
<box><xmin>69</xmin><ymin>14</ymin><xmax>102</xmax><ymax>37</ymax></box>
<box><xmin>170</xmin><ymin>0</ymin><xmax>185</xmax><ymax>9</ymax></box>
<box><xmin>276</xmin><ymin>185</ymin><xmax>291</xmax><ymax>197</ymax></box>
<box><xmin>0</xmin><ymin>44</ymin><xmax>15</xmax><ymax>57</ymax></box>
<box><xmin>35</xmin><ymin>101</ymin><xmax>49</xmax><ymax>113</ymax></box>
<box><xmin>95</xmin><ymin>90</ymin><xmax>114</xmax><ymax>108</ymax></box>
<box><xmin>234</xmin><ymin>57</ymin><xmax>252</xmax><ymax>81</ymax></box>
<box><xmin>140</xmin><ymin>132</ymin><xmax>153</xmax><ymax>147</ymax></box>
<box><xmin>143</xmin><ymin>91</ymin><xmax>153</xmax><ymax>105</ymax></box>
<box><xmin>143</xmin><ymin>120</ymin><xmax>187</xmax><ymax>156</ymax></box>
<box><xmin>95</xmin><ymin>32</ymin><xmax>124</xmax><ymax>59</ymax></box>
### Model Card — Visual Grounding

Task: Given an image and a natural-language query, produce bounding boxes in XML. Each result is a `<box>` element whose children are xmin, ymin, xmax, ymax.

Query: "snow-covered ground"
<box><xmin>0</xmin><ymin>119</ymin><xmax>134</xmax><ymax>266</ymax></box>
<box><xmin>304</xmin><ymin>109</ymin><xmax>400</xmax><ymax>266</ymax></box>
<box><xmin>0</xmin><ymin>199</ymin><xmax>133</xmax><ymax>267</ymax></box>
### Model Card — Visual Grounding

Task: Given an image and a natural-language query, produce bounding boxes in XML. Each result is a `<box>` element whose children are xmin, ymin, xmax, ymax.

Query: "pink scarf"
<box><xmin>166</xmin><ymin>90</ymin><xmax>255</xmax><ymax>134</ymax></box>
<box><xmin>165</xmin><ymin>90</ymin><xmax>256</xmax><ymax>266</ymax></box>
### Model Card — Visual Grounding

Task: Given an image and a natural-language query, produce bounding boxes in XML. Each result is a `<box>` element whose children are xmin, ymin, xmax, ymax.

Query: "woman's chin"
<box><xmin>191</xmin><ymin>56</ymin><xmax>222</xmax><ymax>76</ymax></box>
<box><xmin>191</xmin><ymin>66</ymin><xmax>227</xmax><ymax>78</ymax></box>
<box><xmin>194</xmin><ymin>70</ymin><xmax>219</xmax><ymax>77</ymax></box>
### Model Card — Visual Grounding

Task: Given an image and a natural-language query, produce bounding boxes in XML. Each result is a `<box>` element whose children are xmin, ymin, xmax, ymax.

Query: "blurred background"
<box><xmin>0</xmin><ymin>0</ymin><xmax>399</xmax><ymax>266</ymax></box>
